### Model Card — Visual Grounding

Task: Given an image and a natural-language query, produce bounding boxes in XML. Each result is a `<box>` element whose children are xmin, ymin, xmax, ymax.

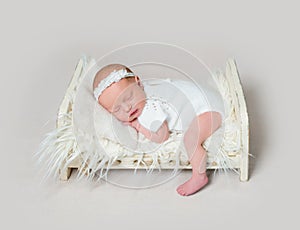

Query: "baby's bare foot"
<box><xmin>176</xmin><ymin>173</ymin><xmax>208</xmax><ymax>196</ymax></box>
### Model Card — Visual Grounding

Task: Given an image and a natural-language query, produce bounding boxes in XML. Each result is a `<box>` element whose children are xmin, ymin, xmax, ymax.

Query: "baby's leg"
<box><xmin>176</xmin><ymin>111</ymin><xmax>222</xmax><ymax>196</ymax></box>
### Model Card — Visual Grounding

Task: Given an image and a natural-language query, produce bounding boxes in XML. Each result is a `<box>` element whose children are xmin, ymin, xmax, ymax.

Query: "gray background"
<box><xmin>0</xmin><ymin>0</ymin><xmax>299</xmax><ymax>229</ymax></box>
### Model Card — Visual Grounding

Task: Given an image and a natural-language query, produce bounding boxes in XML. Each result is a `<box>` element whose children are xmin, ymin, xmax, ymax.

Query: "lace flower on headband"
<box><xmin>93</xmin><ymin>69</ymin><xmax>135</xmax><ymax>100</ymax></box>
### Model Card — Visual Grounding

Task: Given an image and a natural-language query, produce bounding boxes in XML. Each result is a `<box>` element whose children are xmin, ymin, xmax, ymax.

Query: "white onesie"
<box><xmin>137</xmin><ymin>78</ymin><xmax>225</xmax><ymax>133</ymax></box>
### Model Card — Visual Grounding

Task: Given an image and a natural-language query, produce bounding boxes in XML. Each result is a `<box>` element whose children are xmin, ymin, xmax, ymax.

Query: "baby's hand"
<box><xmin>122</xmin><ymin>119</ymin><xmax>140</xmax><ymax>130</ymax></box>
<box><xmin>130</xmin><ymin>119</ymin><xmax>140</xmax><ymax>130</ymax></box>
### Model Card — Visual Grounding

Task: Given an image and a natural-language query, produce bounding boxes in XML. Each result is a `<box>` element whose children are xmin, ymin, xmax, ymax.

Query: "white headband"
<box><xmin>93</xmin><ymin>69</ymin><xmax>135</xmax><ymax>101</ymax></box>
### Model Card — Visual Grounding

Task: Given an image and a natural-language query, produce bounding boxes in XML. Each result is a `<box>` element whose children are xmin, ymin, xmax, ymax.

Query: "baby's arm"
<box><xmin>131</xmin><ymin>119</ymin><xmax>170</xmax><ymax>143</ymax></box>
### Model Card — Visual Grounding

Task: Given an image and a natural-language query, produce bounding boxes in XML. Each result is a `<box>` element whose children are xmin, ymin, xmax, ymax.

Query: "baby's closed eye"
<box><xmin>113</xmin><ymin>106</ymin><xmax>120</xmax><ymax>113</ymax></box>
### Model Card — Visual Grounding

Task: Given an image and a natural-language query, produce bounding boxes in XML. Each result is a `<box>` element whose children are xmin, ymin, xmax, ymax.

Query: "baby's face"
<box><xmin>99</xmin><ymin>78</ymin><xmax>146</xmax><ymax>122</ymax></box>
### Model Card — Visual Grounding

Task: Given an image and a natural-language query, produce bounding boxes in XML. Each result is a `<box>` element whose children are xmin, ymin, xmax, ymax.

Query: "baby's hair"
<box><xmin>93</xmin><ymin>64</ymin><xmax>135</xmax><ymax>91</ymax></box>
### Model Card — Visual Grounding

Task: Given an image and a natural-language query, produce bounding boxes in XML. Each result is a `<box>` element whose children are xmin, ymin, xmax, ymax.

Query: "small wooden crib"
<box><xmin>36</xmin><ymin>56</ymin><xmax>249</xmax><ymax>182</ymax></box>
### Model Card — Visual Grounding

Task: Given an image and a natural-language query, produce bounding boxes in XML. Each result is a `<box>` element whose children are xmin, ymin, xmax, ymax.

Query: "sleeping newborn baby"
<box><xmin>93</xmin><ymin>64</ymin><xmax>224</xmax><ymax>196</ymax></box>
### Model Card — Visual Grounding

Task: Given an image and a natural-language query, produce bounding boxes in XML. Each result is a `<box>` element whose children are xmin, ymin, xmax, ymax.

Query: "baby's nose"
<box><xmin>123</xmin><ymin>103</ymin><xmax>132</xmax><ymax>112</ymax></box>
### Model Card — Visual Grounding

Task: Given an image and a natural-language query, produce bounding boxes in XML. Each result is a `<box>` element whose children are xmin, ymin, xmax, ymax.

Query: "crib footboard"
<box><xmin>225</xmin><ymin>59</ymin><xmax>249</xmax><ymax>181</ymax></box>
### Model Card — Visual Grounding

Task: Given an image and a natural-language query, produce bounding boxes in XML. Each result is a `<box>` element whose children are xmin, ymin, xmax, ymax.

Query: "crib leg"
<box><xmin>239</xmin><ymin>151</ymin><xmax>249</xmax><ymax>182</ymax></box>
<box><xmin>59</xmin><ymin>167</ymin><xmax>72</xmax><ymax>181</ymax></box>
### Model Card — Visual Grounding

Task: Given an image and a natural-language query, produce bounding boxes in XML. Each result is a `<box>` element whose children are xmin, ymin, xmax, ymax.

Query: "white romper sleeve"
<box><xmin>137</xmin><ymin>99</ymin><xmax>168</xmax><ymax>133</ymax></box>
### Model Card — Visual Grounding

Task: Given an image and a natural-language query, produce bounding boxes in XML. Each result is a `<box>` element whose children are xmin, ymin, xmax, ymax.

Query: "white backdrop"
<box><xmin>0</xmin><ymin>0</ymin><xmax>299</xmax><ymax>229</ymax></box>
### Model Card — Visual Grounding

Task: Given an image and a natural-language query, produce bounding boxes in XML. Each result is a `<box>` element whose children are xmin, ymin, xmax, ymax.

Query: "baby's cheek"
<box><xmin>119</xmin><ymin>113</ymin><xmax>129</xmax><ymax>122</ymax></box>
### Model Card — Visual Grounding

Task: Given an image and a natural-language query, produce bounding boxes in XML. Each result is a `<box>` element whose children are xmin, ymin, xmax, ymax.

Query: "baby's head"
<box><xmin>93</xmin><ymin>64</ymin><xmax>146</xmax><ymax>122</ymax></box>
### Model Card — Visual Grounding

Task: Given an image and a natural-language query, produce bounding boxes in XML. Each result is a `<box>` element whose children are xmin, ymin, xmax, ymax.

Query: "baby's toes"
<box><xmin>176</xmin><ymin>185</ymin><xmax>186</xmax><ymax>196</ymax></box>
<box><xmin>176</xmin><ymin>186</ymin><xmax>182</xmax><ymax>193</ymax></box>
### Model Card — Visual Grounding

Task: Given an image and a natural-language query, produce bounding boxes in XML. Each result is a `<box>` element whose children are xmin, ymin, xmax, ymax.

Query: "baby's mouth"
<box><xmin>130</xmin><ymin>109</ymin><xmax>138</xmax><ymax>117</ymax></box>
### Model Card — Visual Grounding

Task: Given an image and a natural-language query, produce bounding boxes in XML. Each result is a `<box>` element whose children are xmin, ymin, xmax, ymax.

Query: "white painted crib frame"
<box><xmin>56</xmin><ymin>57</ymin><xmax>249</xmax><ymax>182</ymax></box>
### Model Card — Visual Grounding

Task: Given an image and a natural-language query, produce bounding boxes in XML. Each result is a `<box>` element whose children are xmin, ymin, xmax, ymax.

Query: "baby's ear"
<box><xmin>135</xmin><ymin>76</ymin><xmax>144</xmax><ymax>88</ymax></box>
